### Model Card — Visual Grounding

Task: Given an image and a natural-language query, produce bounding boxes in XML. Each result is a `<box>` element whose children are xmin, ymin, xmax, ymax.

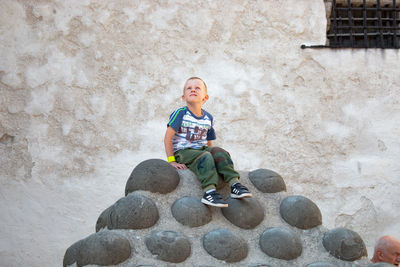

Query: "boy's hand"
<box><xmin>170</xmin><ymin>161</ymin><xmax>187</xmax><ymax>170</ymax></box>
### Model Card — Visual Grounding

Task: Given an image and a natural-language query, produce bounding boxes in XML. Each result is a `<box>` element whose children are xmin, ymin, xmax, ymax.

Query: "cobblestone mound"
<box><xmin>203</xmin><ymin>228</ymin><xmax>248</xmax><ymax>262</ymax></box>
<box><xmin>145</xmin><ymin>230</ymin><xmax>191</xmax><ymax>263</ymax></box>
<box><xmin>96</xmin><ymin>194</ymin><xmax>159</xmax><ymax>231</ymax></box>
<box><xmin>64</xmin><ymin>159</ymin><xmax>370</xmax><ymax>266</ymax></box>
<box><xmin>171</xmin><ymin>196</ymin><xmax>212</xmax><ymax>227</ymax></box>
<box><xmin>63</xmin><ymin>231</ymin><xmax>131</xmax><ymax>267</ymax></box>
<box><xmin>323</xmin><ymin>228</ymin><xmax>368</xmax><ymax>261</ymax></box>
<box><xmin>279</xmin><ymin>195</ymin><xmax>322</xmax><ymax>229</ymax></box>
<box><xmin>125</xmin><ymin>159</ymin><xmax>180</xmax><ymax>195</ymax></box>
<box><xmin>221</xmin><ymin>198</ymin><xmax>265</xmax><ymax>229</ymax></box>
<box><xmin>248</xmin><ymin>168</ymin><xmax>286</xmax><ymax>193</ymax></box>
<box><xmin>259</xmin><ymin>227</ymin><xmax>302</xmax><ymax>260</ymax></box>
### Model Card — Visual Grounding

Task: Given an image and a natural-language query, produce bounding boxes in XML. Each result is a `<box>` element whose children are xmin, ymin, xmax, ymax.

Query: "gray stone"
<box><xmin>63</xmin><ymin>230</ymin><xmax>131</xmax><ymax>267</ymax></box>
<box><xmin>259</xmin><ymin>227</ymin><xmax>302</xmax><ymax>260</ymax></box>
<box><xmin>145</xmin><ymin>230</ymin><xmax>191</xmax><ymax>263</ymax></box>
<box><xmin>221</xmin><ymin>198</ymin><xmax>264</xmax><ymax>229</ymax></box>
<box><xmin>96</xmin><ymin>194</ymin><xmax>159</xmax><ymax>231</ymax></box>
<box><xmin>248</xmin><ymin>169</ymin><xmax>286</xmax><ymax>193</ymax></box>
<box><xmin>279</xmin><ymin>195</ymin><xmax>322</xmax><ymax>229</ymax></box>
<box><xmin>171</xmin><ymin>196</ymin><xmax>212</xmax><ymax>227</ymax></box>
<box><xmin>125</xmin><ymin>159</ymin><xmax>180</xmax><ymax>195</ymax></box>
<box><xmin>203</xmin><ymin>229</ymin><xmax>248</xmax><ymax>263</ymax></box>
<box><xmin>369</xmin><ymin>263</ymin><xmax>395</xmax><ymax>267</ymax></box>
<box><xmin>322</xmin><ymin>228</ymin><xmax>367</xmax><ymax>261</ymax></box>
<box><xmin>306</xmin><ymin>262</ymin><xmax>338</xmax><ymax>267</ymax></box>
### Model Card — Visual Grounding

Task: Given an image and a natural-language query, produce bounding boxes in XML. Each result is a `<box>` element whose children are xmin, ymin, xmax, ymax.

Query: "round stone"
<box><xmin>221</xmin><ymin>198</ymin><xmax>264</xmax><ymax>229</ymax></box>
<box><xmin>96</xmin><ymin>194</ymin><xmax>159</xmax><ymax>231</ymax></box>
<box><xmin>171</xmin><ymin>196</ymin><xmax>212</xmax><ymax>227</ymax></box>
<box><xmin>203</xmin><ymin>229</ymin><xmax>248</xmax><ymax>263</ymax></box>
<box><xmin>259</xmin><ymin>227</ymin><xmax>302</xmax><ymax>260</ymax></box>
<box><xmin>145</xmin><ymin>230</ymin><xmax>191</xmax><ymax>263</ymax></box>
<box><xmin>248</xmin><ymin>168</ymin><xmax>286</xmax><ymax>193</ymax></box>
<box><xmin>279</xmin><ymin>195</ymin><xmax>322</xmax><ymax>229</ymax></box>
<box><xmin>322</xmin><ymin>228</ymin><xmax>367</xmax><ymax>261</ymax></box>
<box><xmin>306</xmin><ymin>262</ymin><xmax>338</xmax><ymax>267</ymax></box>
<box><xmin>125</xmin><ymin>159</ymin><xmax>180</xmax><ymax>195</ymax></box>
<box><xmin>63</xmin><ymin>230</ymin><xmax>131</xmax><ymax>267</ymax></box>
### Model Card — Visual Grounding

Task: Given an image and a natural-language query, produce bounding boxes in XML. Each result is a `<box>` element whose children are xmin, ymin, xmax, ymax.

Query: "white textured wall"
<box><xmin>1</xmin><ymin>0</ymin><xmax>399</xmax><ymax>266</ymax></box>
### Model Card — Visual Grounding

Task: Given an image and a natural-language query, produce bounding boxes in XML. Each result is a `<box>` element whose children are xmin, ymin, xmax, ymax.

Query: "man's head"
<box><xmin>182</xmin><ymin>77</ymin><xmax>209</xmax><ymax>105</ymax></box>
<box><xmin>371</xmin><ymin>236</ymin><xmax>400</xmax><ymax>265</ymax></box>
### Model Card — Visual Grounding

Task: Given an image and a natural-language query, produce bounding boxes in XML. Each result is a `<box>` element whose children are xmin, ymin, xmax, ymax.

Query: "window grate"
<box><xmin>302</xmin><ymin>0</ymin><xmax>400</xmax><ymax>49</ymax></box>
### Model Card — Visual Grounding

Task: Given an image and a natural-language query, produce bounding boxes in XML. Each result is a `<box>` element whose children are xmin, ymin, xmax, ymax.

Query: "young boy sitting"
<box><xmin>164</xmin><ymin>77</ymin><xmax>252</xmax><ymax>208</ymax></box>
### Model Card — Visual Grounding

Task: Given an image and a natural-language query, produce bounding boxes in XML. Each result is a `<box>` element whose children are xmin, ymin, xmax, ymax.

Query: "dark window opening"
<box><xmin>302</xmin><ymin>0</ymin><xmax>400</xmax><ymax>49</ymax></box>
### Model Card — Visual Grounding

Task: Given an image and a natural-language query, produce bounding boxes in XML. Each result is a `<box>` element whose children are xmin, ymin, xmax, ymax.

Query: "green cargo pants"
<box><xmin>174</xmin><ymin>146</ymin><xmax>240</xmax><ymax>190</ymax></box>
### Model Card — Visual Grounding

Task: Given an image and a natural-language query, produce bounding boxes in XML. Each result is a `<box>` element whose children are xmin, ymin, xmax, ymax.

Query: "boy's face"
<box><xmin>182</xmin><ymin>79</ymin><xmax>209</xmax><ymax>104</ymax></box>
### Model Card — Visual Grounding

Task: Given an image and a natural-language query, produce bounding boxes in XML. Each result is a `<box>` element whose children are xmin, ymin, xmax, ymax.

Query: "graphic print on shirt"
<box><xmin>178</xmin><ymin>124</ymin><xmax>209</xmax><ymax>142</ymax></box>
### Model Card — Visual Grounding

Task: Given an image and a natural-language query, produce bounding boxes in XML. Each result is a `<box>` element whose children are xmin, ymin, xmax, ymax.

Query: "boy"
<box><xmin>164</xmin><ymin>77</ymin><xmax>252</xmax><ymax>208</ymax></box>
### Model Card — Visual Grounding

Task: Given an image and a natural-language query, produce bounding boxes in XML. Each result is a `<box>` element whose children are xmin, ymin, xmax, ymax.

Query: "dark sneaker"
<box><xmin>231</xmin><ymin>183</ymin><xmax>252</xmax><ymax>199</ymax></box>
<box><xmin>201</xmin><ymin>190</ymin><xmax>228</xmax><ymax>208</ymax></box>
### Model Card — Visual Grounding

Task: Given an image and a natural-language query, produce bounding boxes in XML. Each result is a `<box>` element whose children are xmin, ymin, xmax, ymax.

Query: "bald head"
<box><xmin>371</xmin><ymin>236</ymin><xmax>400</xmax><ymax>265</ymax></box>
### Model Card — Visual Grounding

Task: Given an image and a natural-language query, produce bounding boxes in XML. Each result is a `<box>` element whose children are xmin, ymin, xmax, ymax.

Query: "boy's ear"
<box><xmin>182</xmin><ymin>95</ymin><xmax>185</xmax><ymax>101</ymax></box>
<box><xmin>202</xmin><ymin>94</ymin><xmax>209</xmax><ymax>102</ymax></box>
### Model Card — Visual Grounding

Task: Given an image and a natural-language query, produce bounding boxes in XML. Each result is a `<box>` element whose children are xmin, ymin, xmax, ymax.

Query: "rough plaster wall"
<box><xmin>0</xmin><ymin>0</ymin><xmax>399</xmax><ymax>266</ymax></box>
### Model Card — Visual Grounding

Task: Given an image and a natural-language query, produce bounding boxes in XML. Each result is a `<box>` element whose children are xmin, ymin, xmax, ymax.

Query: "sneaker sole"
<box><xmin>230</xmin><ymin>193</ymin><xmax>253</xmax><ymax>199</ymax></box>
<box><xmin>201</xmin><ymin>198</ymin><xmax>228</xmax><ymax>208</ymax></box>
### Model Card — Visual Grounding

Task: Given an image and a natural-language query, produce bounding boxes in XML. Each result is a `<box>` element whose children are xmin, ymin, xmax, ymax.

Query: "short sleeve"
<box><xmin>207</xmin><ymin>127</ymin><xmax>216</xmax><ymax>140</ymax></box>
<box><xmin>167</xmin><ymin>107</ymin><xmax>185</xmax><ymax>132</ymax></box>
<box><xmin>206</xmin><ymin>117</ymin><xmax>216</xmax><ymax>140</ymax></box>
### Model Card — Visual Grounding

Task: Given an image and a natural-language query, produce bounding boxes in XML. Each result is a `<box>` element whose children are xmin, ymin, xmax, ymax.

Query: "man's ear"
<box><xmin>377</xmin><ymin>250</ymin><xmax>384</xmax><ymax>260</ymax></box>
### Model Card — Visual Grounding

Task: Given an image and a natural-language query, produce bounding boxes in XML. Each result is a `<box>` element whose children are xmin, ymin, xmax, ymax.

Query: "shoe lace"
<box><xmin>209</xmin><ymin>191</ymin><xmax>223</xmax><ymax>200</ymax></box>
<box><xmin>234</xmin><ymin>183</ymin><xmax>247</xmax><ymax>191</ymax></box>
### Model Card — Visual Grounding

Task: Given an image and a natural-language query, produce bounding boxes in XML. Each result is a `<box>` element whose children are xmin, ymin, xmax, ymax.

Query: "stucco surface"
<box><xmin>0</xmin><ymin>0</ymin><xmax>399</xmax><ymax>266</ymax></box>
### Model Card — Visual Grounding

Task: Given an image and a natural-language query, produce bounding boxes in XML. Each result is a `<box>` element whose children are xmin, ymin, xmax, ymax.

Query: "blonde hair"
<box><xmin>183</xmin><ymin>77</ymin><xmax>207</xmax><ymax>93</ymax></box>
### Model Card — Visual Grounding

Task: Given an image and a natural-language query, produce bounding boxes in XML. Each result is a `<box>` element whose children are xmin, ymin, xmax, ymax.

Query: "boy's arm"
<box><xmin>207</xmin><ymin>140</ymin><xmax>212</xmax><ymax>147</ymax></box>
<box><xmin>164</xmin><ymin>126</ymin><xmax>187</xmax><ymax>169</ymax></box>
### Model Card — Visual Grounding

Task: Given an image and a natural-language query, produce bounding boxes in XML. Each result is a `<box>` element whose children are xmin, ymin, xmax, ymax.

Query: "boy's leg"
<box><xmin>175</xmin><ymin>148</ymin><xmax>228</xmax><ymax>207</ymax></box>
<box><xmin>207</xmin><ymin>147</ymin><xmax>240</xmax><ymax>185</ymax></box>
<box><xmin>174</xmin><ymin>148</ymin><xmax>219</xmax><ymax>192</ymax></box>
<box><xmin>207</xmin><ymin>146</ymin><xmax>252</xmax><ymax>199</ymax></box>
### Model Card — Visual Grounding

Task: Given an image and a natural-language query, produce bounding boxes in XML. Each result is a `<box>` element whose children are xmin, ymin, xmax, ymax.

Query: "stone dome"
<box><xmin>64</xmin><ymin>160</ymin><xmax>371</xmax><ymax>266</ymax></box>
<box><xmin>145</xmin><ymin>230</ymin><xmax>191</xmax><ymax>263</ymax></box>
<box><xmin>259</xmin><ymin>227</ymin><xmax>303</xmax><ymax>260</ymax></box>
<box><xmin>279</xmin><ymin>195</ymin><xmax>322</xmax><ymax>229</ymax></box>
<box><xmin>203</xmin><ymin>228</ymin><xmax>248</xmax><ymax>263</ymax></box>
<box><xmin>125</xmin><ymin>159</ymin><xmax>180</xmax><ymax>195</ymax></box>
<box><xmin>323</xmin><ymin>227</ymin><xmax>368</xmax><ymax>261</ymax></box>
<box><xmin>248</xmin><ymin>168</ymin><xmax>286</xmax><ymax>193</ymax></box>
<box><xmin>96</xmin><ymin>193</ymin><xmax>159</xmax><ymax>231</ymax></box>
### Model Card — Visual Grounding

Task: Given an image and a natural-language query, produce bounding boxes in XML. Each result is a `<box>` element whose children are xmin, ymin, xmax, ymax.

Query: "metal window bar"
<box><xmin>301</xmin><ymin>0</ymin><xmax>400</xmax><ymax>49</ymax></box>
<box><xmin>363</xmin><ymin>0</ymin><xmax>368</xmax><ymax>47</ymax></box>
<box><xmin>377</xmin><ymin>0</ymin><xmax>384</xmax><ymax>47</ymax></box>
<box><xmin>394</xmin><ymin>0</ymin><xmax>399</xmax><ymax>47</ymax></box>
<box><xmin>333</xmin><ymin>0</ymin><xmax>338</xmax><ymax>46</ymax></box>
<box><xmin>347</xmin><ymin>0</ymin><xmax>354</xmax><ymax>46</ymax></box>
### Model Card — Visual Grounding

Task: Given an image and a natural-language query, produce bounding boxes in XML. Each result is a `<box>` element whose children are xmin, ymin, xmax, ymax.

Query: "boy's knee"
<box><xmin>195</xmin><ymin>152</ymin><xmax>215</xmax><ymax>174</ymax></box>
<box><xmin>209</xmin><ymin>146</ymin><xmax>230</xmax><ymax>156</ymax></box>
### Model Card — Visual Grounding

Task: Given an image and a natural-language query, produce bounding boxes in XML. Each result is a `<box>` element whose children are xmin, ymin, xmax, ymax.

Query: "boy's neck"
<box><xmin>186</xmin><ymin>103</ymin><xmax>203</xmax><ymax>117</ymax></box>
